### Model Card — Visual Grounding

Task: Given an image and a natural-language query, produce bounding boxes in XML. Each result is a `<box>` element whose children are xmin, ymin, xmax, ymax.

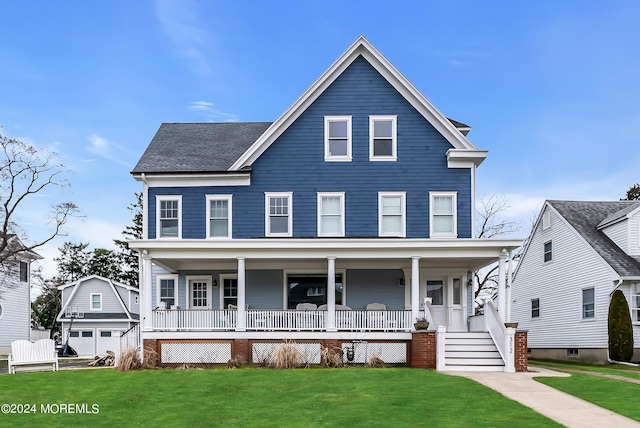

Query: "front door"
<box><xmin>189</xmin><ymin>278</ymin><xmax>212</xmax><ymax>309</ymax></box>
<box><xmin>447</xmin><ymin>277</ymin><xmax>466</xmax><ymax>331</ymax></box>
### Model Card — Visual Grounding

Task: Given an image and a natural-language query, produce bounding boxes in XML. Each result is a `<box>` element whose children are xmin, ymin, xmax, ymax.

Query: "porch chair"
<box><xmin>366</xmin><ymin>303</ymin><xmax>386</xmax><ymax>330</ymax></box>
<box><xmin>296</xmin><ymin>303</ymin><xmax>317</xmax><ymax>311</ymax></box>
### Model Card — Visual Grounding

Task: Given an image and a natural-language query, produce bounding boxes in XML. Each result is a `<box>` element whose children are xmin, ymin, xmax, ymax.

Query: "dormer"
<box><xmin>596</xmin><ymin>202</ymin><xmax>640</xmax><ymax>255</ymax></box>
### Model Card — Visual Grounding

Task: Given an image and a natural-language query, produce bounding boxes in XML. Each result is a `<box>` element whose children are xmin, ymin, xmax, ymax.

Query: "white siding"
<box><xmin>601</xmin><ymin>220</ymin><xmax>629</xmax><ymax>253</ymax></box>
<box><xmin>0</xmin><ymin>266</ymin><xmax>30</xmax><ymax>352</ymax></box>
<box><xmin>512</xmin><ymin>205</ymin><xmax>615</xmax><ymax>348</ymax></box>
<box><xmin>629</xmin><ymin>211</ymin><xmax>640</xmax><ymax>255</ymax></box>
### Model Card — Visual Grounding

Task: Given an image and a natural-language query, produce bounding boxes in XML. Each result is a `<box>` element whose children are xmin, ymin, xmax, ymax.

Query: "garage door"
<box><xmin>68</xmin><ymin>330</ymin><xmax>95</xmax><ymax>356</ymax></box>
<box><xmin>97</xmin><ymin>330</ymin><xmax>117</xmax><ymax>356</ymax></box>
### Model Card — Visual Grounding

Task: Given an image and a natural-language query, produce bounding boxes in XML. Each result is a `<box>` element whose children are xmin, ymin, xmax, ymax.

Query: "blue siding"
<box><xmin>346</xmin><ymin>269</ymin><xmax>406</xmax><ymax>310</ymax></box>
<box><xmin>148</xmin><ymin>55</ymin><xmax>472</xmax><ymax>239</ymax></box>
<box><xmin>246</xmin><ymin>270</ymin><xmax>283</xmax><ymax>309</ymax></box>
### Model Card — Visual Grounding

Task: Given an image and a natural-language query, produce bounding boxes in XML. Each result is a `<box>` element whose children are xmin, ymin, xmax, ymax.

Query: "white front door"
<box><xmin>189</xmin><ymin>278</ymin><xmax>212</xmax><ymax>309</ymax></box>
<box><xmin>447</xmin><ymin>277</ymin><xmax>466</xmax><ymax>331</ymax></box>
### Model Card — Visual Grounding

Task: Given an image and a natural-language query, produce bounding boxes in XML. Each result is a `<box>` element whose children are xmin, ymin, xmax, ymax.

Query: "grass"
<box><xmin>530</xmin><ymin>359</ymin><xmax>640</xmax><ymax>421</ymax></box>
<box><xmin>0</xmin><ymin>367</ymin><xmax>561</xmax><ymax>427</ymax></box>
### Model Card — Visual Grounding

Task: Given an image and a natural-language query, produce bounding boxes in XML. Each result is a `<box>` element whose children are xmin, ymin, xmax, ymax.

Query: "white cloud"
<box><xmin>87</xmin><ymin>134</ymin><xmax>135</xmax><ymax>167</ymax></box>
<box><xmin>189</xmin><ymin>101</ymin><xmax>238</xmax><ymax>122</ymax></box>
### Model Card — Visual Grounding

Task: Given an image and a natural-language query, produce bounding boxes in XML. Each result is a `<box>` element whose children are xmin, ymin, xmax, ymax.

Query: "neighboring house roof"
<box><xmin>548</xmin><ymin>200</ymin><xmax>640</xmax><ymax>277</ymax></box>
<box><xmin>1</xmin><ymin>234</ymin><xmax>43</xmax><ymax>261</ymax></box>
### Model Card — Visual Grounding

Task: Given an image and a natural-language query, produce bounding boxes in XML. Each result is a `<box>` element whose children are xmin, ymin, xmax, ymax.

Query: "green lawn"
<box><xmin>0</xmin><ymin>367</ymin><xmax>561</xmax><ymax>427</ymax></box>
<box><xmin>530</xmin><ymin>359</ymin><xmax>640</xmax><ymax>380</ymax></box>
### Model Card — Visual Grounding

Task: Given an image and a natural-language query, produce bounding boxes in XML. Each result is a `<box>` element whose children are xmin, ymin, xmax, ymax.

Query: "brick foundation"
<box><xmin>233</xmin><ymin>339</ymin><xmax>250</xmax><ymax>365</ymax></box>
<box><xmin>515</xmin><ymin>331</ymin><xmax>528</xmax><ymax>372</ymax></box>
<box><xmin>410</xmin><ymin>331</ymin><xmax>436</xmax><ymax>369</ymax></box>
<box><xmin>143</xmin><ymin>339</ymin><xmax>159</xmax><ymax>367</ymax></box>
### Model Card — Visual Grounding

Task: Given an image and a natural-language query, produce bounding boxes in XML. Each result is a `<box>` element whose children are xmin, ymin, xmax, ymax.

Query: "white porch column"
<box><xmin>506</xmin><ymin>249</ymin><xmax>513</xmax><ymax>323</ymax></box>
<box><xmin>497</xmin><ymin>249</ymin><xmax>507</xmax><ymax>316</ymax></box>
<box><xmin>236</xmin><ymin>257</ymin><xmax>246</xmax><ymax>331</ymax></box>
<box><xmin>411</xmin><ymin>256</ymin><xmax>421</xmax><ymax>326</ymax></box>
<box><xmin>142</xmin><ymin>252</ymin><xmax>153</xmax><ymax>331</ymax></box>
<box><xmin>326</xmin><ymin>256</ymin><xmax>337</xmax><ymax>331</ymax></box>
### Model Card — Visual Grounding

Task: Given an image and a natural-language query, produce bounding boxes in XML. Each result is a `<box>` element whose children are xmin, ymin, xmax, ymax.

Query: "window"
<box><xmin>452</xmin><ymin>278</ymin><xmax>461</xmax><ymax>305</ymax></box>
<box><xmin>222</xmin><ymin>276</ymin><xmax>238</xmax><ymax>309</ymax></box>
<box><xmin>324</xmin><ymin>116</ymin><xmax>352</xmax><ymax>161</ymax></box>
<box><xmin>0</xmin><ymin>304</ymin><xmax>3</xmax><ymax>318</ymax></box>
<box><xmin>544</xmin><ymin>241</ymin><xmax>552</xmax><ymax>262</ymax></box>
<box><xmin>632</xmin><ymin>284</ymin><xmax>640</xmax><ymax>323</ymax></box>
<box><xmin>582</xmin><ymin>287</ymin><xmax>595</xmax><ymax>319</ymax></box>
<box><xmin>90</xmin><ymin>293</ymin><xmax>102</xmax><ymax>311</ymax></box>
<box><xmin>156</xmin><ymin>196</ymin><xmax>182</xmax><ymax>238</ymax></box>
<box><xmin>205</xmin><ymin>195</ymin><xmax>232</xmax><ymax>238</ymax></box>
<box><xmin>318</xmin><ymin>192</ymin><xmax>345</xmax><ymax>237</ymax></box>
<box><xmin>265</xmin><ymin>192</ymin><xmax>293</xmax><ymax>237</ymax></box>
<box><xmin>531</xmin><ymin>298</ymin><xmax>540</xmax><ymax>318</ymax></box>
<box><xmin>369</xmin><ymin>115</ymin><xmax>397</xmax><ymax>160</ymax></box>
<box><xmin>81</xmin><ymin>331</ymin><xmax>93</xmax><ymax>338</ymax></box>
<box><xmin>19</xmin><ymin>261</ymin><xmax>28</xmax><ymax>282</ymax></box>
<box><xmin>100</xmin><ymin>331</ymin><xmax>112</xmax><ymax>338</ymax></box>
<box><xmin>542</xmin><ymin>211</ymin><xmax>550</xmax><ymax>230</ymax></box>
<box><xmin>567</xmin><ymin>348</ymin><xmax>579</xmax><ymax>357</ymax></box>
<box><xmin>378</xmin><ymin>192</ymin><xmax>406</xmax><ymax>237</ymax></box>
<box><xmin>287</xmin><ymin>274</ymin><xmax>343</xmax><ymax>309</ymax></box>
<box><xmin>157</xmin><ymin>275</ymin><xmax>178</xmax><ymax>308</ymax></box>
<box><xmin>69</xmin><ymin>331</ymin><xmax>79</xmax><ymax>338</ymax></box>
<box><xmin>430</xmin><ymin>192</ymin><xmax>457</xmax><ymax>237</ymax></box>
<box><xmin>427</xmin><ymin>280</ymin><xmax>444</xmax><ymax>305</ymax></box>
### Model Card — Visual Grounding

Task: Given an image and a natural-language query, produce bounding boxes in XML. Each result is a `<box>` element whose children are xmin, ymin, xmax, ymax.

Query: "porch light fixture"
<box><xmin>397</xmin><ymin>277</ymin><xmax>405</xmax><ymax>287</ymax></box>
<box><xmin>466</xmin><ymin>271</ymin><xmax>473</xmax><ymax>286</ymax></box>
<box><xmin>213</xmin><ymin>279</ymin><xmax>218</xmax><ymax>288</ymax></box>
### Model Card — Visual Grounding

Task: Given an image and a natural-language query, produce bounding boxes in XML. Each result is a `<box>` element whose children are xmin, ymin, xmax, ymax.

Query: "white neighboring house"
<box><xmin>0</xmin><ymin>235</ymin><xmax>42</xmax><ymax>354</ymax></box>
<box><xmin>56</xmin><ymin>275</ymin><xmax>139</xmax><ymax>357</ymax></box>
<box><xmin>512</xmin><ymin>200</ymin><xmax>640</xmax><ymax>363</ymax></box>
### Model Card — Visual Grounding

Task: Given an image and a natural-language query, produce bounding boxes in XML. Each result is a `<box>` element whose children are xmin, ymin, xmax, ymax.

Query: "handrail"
<box><xmin>423</xmin><ymin>298</ymin><xmax>438</xmax><ymax>331</ymax></box>
<box><xmin>485</xmin><ymin>301</ymin><xmax>506</xmax><ymax>360</ymax></box>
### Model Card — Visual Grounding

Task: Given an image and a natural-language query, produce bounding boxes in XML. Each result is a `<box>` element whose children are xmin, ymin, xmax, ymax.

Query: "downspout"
<box><xmin>607</xmin><ymin>278</ymin><xmax>640</xmax><ymax>367</ymax></box>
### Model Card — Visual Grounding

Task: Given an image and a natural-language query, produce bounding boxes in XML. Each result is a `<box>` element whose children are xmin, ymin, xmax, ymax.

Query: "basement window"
<box><xmin>567</xmin><ymin>348</ymin><xmax>579</xmax><ymax>357</ymax></box>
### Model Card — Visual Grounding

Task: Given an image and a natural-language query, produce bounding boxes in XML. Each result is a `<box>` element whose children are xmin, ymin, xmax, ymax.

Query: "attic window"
<box><xmin>324</xmin><ymin>116</ymin><xmax>352</xmax><ymax>161</ymax></box>
<box><xmin>542</xmin><ymin>212</ymin><xmax>550</xmax><ymax>230</ymax></box>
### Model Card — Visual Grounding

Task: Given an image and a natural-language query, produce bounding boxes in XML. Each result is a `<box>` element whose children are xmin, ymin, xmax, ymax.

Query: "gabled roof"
<box><xmin>1</xmin><ymin>234</ymin><xmax>42</xmax><ymax>261</ymax></box>
<box><xmin>597</xmin><ymin>203</ymin><xmax>640</xmax><ymax>229</ymax></box>
<box><xmin>548</xmin><ymin>200</ymin><xmax>640</xmax><ymax>277</ymax></box>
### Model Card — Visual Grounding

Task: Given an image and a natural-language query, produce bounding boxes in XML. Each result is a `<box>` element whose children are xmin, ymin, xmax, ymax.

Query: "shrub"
<box><xmin>608</xmin><ymin>289</ymin><xmax>634</xmax><ymax>362</ymax></box>
<box><xmin>117</xmin><ymin>348</ymin><xmax>142</xmax><ymax>372</ymax></box>
<box><xmin>272</xmin><ymin>341</ymin><xmax>305</xmax><ymax>369</ymax></box>
<box><xmin>320</xmin><ymin>346</ymin><xmax>344</xmax><ymax>368</ymax></box>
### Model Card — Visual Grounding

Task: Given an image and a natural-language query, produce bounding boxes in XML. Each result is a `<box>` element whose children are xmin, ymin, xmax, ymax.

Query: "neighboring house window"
<box><xmin>0</xmin><ymin>304</ymin><xmax>3</xmax><ymax>318</ymax></box>
<box><xmin>157</xmin><ymin>275</ymin><xmax>178</xmax><ymax>308</ymax></box>
<box><xmin>378</xmin><ymin>192</ymin><xmax>406</xmax><ymax>237</ymax></box>
<box><xmin>369</xmin><ymin>115</ymin><xmax>397</xmax><ymax>160</ymax></box>
<box><xmin>544</xmin><ymin>241</ymin><xmax>552</xmax><ymax>262</ymax></box>
<box><xmin>632</xmin><ymin>284</ymin><xmax>640</xmax><ymax>323</ymax></box>
<box><xmin>430</xmin><ymin>192</ymin><xmax>457</xmax><ymax>237</ymax></box>
<box><xmin>531</xmin><ymin>298</ymin><xmax>540</xmax><ymax>318</ymax></box>
<box><xmin>90</xmin><ymin>293</ymin><xmax>102</xmax><ymax>311</ymax></box>
<box><xmin>100</xmin><ymin>331</ymin><xmax>112</xmax><ymax>338</ymax></box>
<box><xmin>19</xmin><ymin>261</ymin><xmax>28</xmax><ymax>282</ymax></box>
<box><xmin>582</xmin><ymin>287</ymin><xmax>595</xmax><ymax>319</ymax></box>
<box><xmin>206</xmin><ymin>195</ymin><xmax>232</xmax><ymax>238</ymax></box>
<box><xmin>81</xmin><ymin>331</ymin><xmax>93</xmax><ymax>338</ymax></box>
<box><xmin>265</xmin><ymin>192</ymin><xmax>293</xmax><ymax>237</ymax></box>
<box><xmin>324</xmin><ymin>116</ymin><xmax>352</xmax><ymax>161</ymax></box>
<box><xmin>69</xmin><ymin>331</ymin><xmax>79</xmax><ymax>338</ymax></box>
<box><xmin>156</xmin><ymin>196</ymin><xmax>182</xmax><ymax>238</ymax></box>
<box><xmin>318</xmin><ymin>192</ymin><xmax>345</xmax><ymax>237</ymax></box>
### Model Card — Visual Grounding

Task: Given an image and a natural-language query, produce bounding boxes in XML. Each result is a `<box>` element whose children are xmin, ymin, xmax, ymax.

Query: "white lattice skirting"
<box><xmin>161</xmin><ymin>342</ymin><xmax>232</xmax><ymax>364</ymax></box>
<box><xmin>252</xmin><ymin>343</ymin><xmax>322</xmax><ymax>365</ymax></box>
<box><xmin>342</xmin><ymin>342</ymin><xmax>407</xmax><ymax>364</ymax></box>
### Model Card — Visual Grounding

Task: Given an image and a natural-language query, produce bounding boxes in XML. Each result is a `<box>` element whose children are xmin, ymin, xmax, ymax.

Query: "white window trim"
<box><xmin>219</xmin><ymin>273</ymin><xmax>238</xmax><ymax>310</ymax></box>
<box><xmin>90</xmin><ymin>293</ymin><xmax>102</xmax><ymax>311</ymax></box>
<box><xmin>324</xmin><ymin>116</ymin><xmax>352</xmax><ymax>162</ymax></box>
<box><xmin>19</xmin><ymin>261</ymin><xmax>29</xmax><ymax>283</ymax></box>
<box><xmin>581</xmin><ymin>286</ymin><xmax>596</xmax><ymax>321</ymax></box>
<box><xmin>544</xmin><ymin>240</ymin><xmax>553</xmax><ymax>263</ymax></box>
<box><xmin>632</xmin><ymin>283</ymin><xmax>640</xmax><ymax>324</ymax></box>
<box><xmin>156</xmin><ymin>274</ymin><xmax>179</xmax><ymax>308</ymax></box>
<box><xmin>378</xmin><ymin>192</ymin><xmax>406</xmax><ymax>237</ymax></box>
<box><xmin>542</xmin><ymin>211</ymin><xmax>550</xmax><ymax>230</ymax></box>
<box><xmin>0</xmin><ymin>303</ymin><xmax>3</xmax><ymax>318</ymax></box>
<box><xmin>429</xmin><ymin>192</ymin><xmax>458</xmax><ymax>238</ymax></box>
<box><xmin>265</xmin><ymin>192</ymin><xmax>293</xmax><ymax>237</ymax></box>
<box><xmin>531</xmin><ymin>298</ymin><xmax>540</xmax><ymax>319</ymax></box>
<box><xmin>156</xmin><ymin>195</ymin><xmax>182</xmax><ymax>239</ymax></box>
<box><xmin>187</xmin><ymin>275</ymin><xmax>212</xmax><ymax>309</ymax></box>
<box><xmin>369</xmin><ymin>115</ymin><xmax>397</xmax><ymax>161</ymax></box>
<box><xmin>317</xmin><ymin>192</ymin><xmax>345</xmax><ymax>237</ymax></box>
<box><xmin>206</xmin><ymin>194</ymin><xmax>232</xmax><ymax>239</ymax></box>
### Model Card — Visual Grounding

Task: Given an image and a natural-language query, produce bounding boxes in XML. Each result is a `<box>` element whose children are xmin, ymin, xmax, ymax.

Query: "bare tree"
<box><xmin>0</xmin><ymin>128</ymin><xmax>78</xmax><ymax>282</ymax></box>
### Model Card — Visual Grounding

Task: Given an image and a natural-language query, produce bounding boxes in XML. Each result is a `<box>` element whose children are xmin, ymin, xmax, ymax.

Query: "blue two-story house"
<box><xmin>130</xmin><ymin>36</ymin><xmax>523</xmax><ymax>371</ymax></box>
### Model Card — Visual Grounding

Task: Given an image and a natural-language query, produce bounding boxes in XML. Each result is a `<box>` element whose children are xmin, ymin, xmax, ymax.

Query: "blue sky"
<box><xmin>2</xmin><ymin>1</ymin><xmax>639</xmax><ymax>277</ymax></box>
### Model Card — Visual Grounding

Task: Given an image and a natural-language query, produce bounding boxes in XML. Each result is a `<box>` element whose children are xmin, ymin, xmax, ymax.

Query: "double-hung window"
<box><xmin>378</xmin><ymin>192</ymin><xmax>406</xmax><ymax>237</ymax></box>
<box><xmin>318</xmin><ymin>192</ymin><xmax>345</xmax><ymax>237</ymax></box>
<box><xmin>265</xmin><ymin>192</ymin><xmax>293</xmax><ymax>237</ymax></box>
<box><xmin>324</xmin><ymin>116</ymin><xmax>352</xmax><ymax>161</ymax></box>
<box><xmin>206</xmin><ymin>195</ymin><xmax>232</xmax><ymax>238</ymax></box>
<box><xmin>157</xmin><ymin>275</ymin><xmax>178</xmax><ymax>308</ymax></box>
<box><xmin>430</xmin><ymin>192</ymin><xmax>457</xmax><ymax>237</ymax></box>
<box><xmin>531</xmin><ymin>298</ymin><xmax>540</xmax><ymax>318</ymax></box>
<box><xmin>156</xmin><ymin>196</ymin><xmax>182</xmax><ymax>238</ymax></box>
<box><xmin>90</xmin><ymin>293</ymin><xmax>102</xmax><ymax>311</ymax></box>
<box><xmin>370</xmin><ymin>115</ymin><xmax>397</xmax><ymax>160</ymax></box>
<box><xmin>582</xmin><ymin>287</ymin><xmax>595</xmax><ymax>319</ymax></box>
<box><xmin>544</xmin><ymin>241</ymin><xmax>553</xmax><ymax>262</ymax></box>
<box><xmin>19</xmin><ymin>261</ymin><xmax>28</xmax><ymax>282</ymax></box>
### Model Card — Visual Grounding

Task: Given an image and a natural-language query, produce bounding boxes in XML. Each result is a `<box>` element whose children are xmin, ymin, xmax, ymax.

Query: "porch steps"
<box><xmin>443</xmin><ymin>332</ymin><xmax>504</xmax><ymax>372</ymax></box>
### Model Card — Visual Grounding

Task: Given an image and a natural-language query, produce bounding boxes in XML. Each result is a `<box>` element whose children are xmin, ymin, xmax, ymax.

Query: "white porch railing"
<box><xmin>423</xmin><ymin>298</ymin><xmax>438</xmax><ymax>331</ymax></box>
<box><xmin>484</xmin><ymin>301</ymin><xmax>515</xmax><ymax>372</ymax></box>
<box><xmin>151</xmin><ymin>309</ymin><xmax>415</xmax><ymax>332</ymax></box>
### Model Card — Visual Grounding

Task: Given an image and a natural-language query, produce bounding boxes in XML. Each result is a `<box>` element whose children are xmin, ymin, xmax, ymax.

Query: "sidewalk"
<box><xmin>449</xmin><ymin>366</ymin><xmax>640</xmax><ymax>428</ymax></box>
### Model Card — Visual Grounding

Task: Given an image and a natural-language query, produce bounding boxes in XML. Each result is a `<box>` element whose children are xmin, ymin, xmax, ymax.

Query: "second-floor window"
<box><xmin>370</xmin><ymin>115</ymin><xmax>397</xmax><ymax>160</ymax></box>
<box><xmin>318</xmin><ymin>192</ymin><xmax>345</xmax><ymax>237</ymax></box>
<box><xmin>531</xmin><ymin>298</ymin><xmax>540</xmax><ymax>318</ymax></box>
<box><xmin>90</xmin><ymin>293</ymin><xmax>102</xmax><ymax>311</ymax></box>
<box><xmin>430</xmin><ymin>192</ymin><xmax>457</xmax><ymax>238</ymax></box>
<box><xmin>157</xmin><ymin>196</ymin><xmax>182</xmax><ymax>238</ymax></box>
<box><xmin>207</xmin><ymin>195</ymin><xmax>232</xmax><ymax>238</ymax></box>
<box><xmin>378</xmin><ymin>192</ymin><xmax>406</xmax><ymax>237</ymax></box>
<box><xmin>265</xmin><ymin>192</ymin><xmax>293</xmax><ymax>237</ymax></box>
<box><xmin>19</xmin><ymin>261</ymin><xmax>28</xmax><ymax>282</ymax></box>
<box><xmin>324</xmin><ymin>116</ymin><xmax>352</xmax><ymax>161</ymax></box>
<box><xmin>544</xmin><ymin>241</ymin><xmax>553</xmax><ymax>262</ymax></box>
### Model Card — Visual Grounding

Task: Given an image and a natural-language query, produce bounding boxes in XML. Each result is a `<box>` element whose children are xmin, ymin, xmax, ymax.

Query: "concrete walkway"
<box><xmin>449</xmin><ymin>366</ymin><xmax>640</xmax><ymax>428</ymax></box>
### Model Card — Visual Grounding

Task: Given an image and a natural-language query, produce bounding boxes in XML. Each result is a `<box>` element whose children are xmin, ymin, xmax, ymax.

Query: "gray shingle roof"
<box><xmin>131</xmin><ymin>122</ymin><xmax>273</xmax><ymax>174</ymax></box>
<box><xmin>549</xmin><ymin>200</ymin><xmax>640</xmax><ymax>277</ymax></box>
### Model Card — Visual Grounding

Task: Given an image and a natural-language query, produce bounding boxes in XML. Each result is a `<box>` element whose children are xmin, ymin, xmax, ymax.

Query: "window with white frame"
<box><xmin>582</xmin><ymin>287</ymin><xmax>595</xmax><ymax>319</ymax></box>
<box><xmin>542</xmin><ymin>211</ymin><xmax>551</xmax><ymax>230</ymax></box>
<box><xmin>90</xmin><ymin>293</ymin><xmax>102</xmax><ymax>311</ymax></box>
<box><xmin>632</xmin><ymin>284</ymin><xmax>640</xmax><ymax>323</ymax></box>
<box><xmin>544</xmin><ymin>241</ymin><xmax>552</xmax><ymax>262</ymax></box>
<box><xmin>221</xmin><ymin>276</ymin><xmax>238</xmax><ymax>309</ymax></box>
<box><xmin>206</xmin><ymin>195</ymin><xmax>232</xmax><ymax>238</ymax></box>
<box><xmin>531</xmin><ymin>298</ymin><xmax>540</xmax><ymax>318</ymax></box>
<box><xmin>156</xmin><ymin>196</ymin><xmax>182</xmax><ymax>238</ymax></box>
<box><xmin>430</xmin><ymin>192</ymin><xmax>457</xmax><ymax>237</ymax></box>
<box><xmin>378</xmin><ymin>192</ymin><xmax>405</xmax><ymax>237</ymax></box>
<box><xmin>318</xmin><ymin>192</ymin><xmax>345</xmax><ymax>236</ymax></box>
<box><xmin>157</xmin><ymin>275</ymin><xmax>178</xmax><ymax>308</ymax></box>
<box><xmin>265</xmin><ymin>192</ymin><xmax>293</xmax><ymax>237</ymax></box>
<box><xmin>19</xmin><ymin>261</ymin><xmax>28</xmax><ymax>282</ymax></box>
<box><xmin>369</xmin><ymin>115</ymin><xmax>397</xmax><ymax>160</ymax></box>
<box><xmin>324</xmin><ymin>116</ymin><xmax>352</xmax><ymax>161</ymax></box>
